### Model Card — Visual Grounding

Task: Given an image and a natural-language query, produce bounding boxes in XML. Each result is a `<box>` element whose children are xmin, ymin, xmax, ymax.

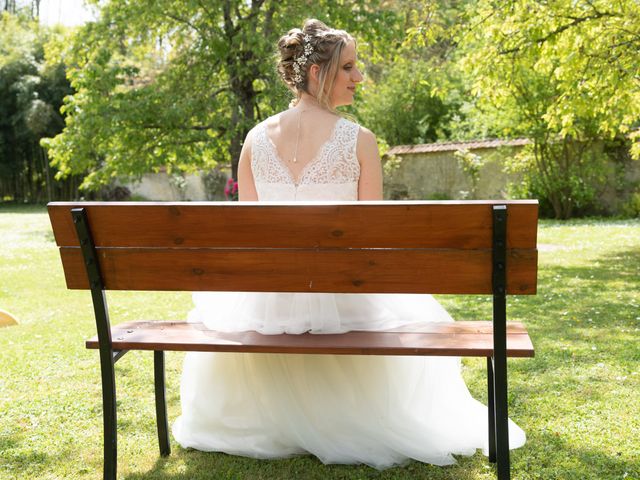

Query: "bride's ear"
<box><xmin>309</xmin><ymin>64</ymin><xmax>320</xmax><ymax>83</ymax></box>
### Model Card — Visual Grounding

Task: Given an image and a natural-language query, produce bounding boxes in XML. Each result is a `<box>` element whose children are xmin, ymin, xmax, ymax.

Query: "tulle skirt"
<box><xmin>172</xmin><ymin>292</ymin><xmax>526</xmax><ymax>468</ymax></box>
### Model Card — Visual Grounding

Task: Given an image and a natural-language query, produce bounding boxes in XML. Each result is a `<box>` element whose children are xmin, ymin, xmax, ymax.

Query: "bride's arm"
<box><xmin>356</xmin><ymin>127</ymin><xmax>383</xmax><ymax>201</ymax></box>
<box><xmin>238</xmin><ymin>129</ymin><xmax>259</xmax><ymax>201</ymax></box>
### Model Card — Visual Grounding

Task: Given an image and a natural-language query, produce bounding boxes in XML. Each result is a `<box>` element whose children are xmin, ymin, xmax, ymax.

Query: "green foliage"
<box><xmin>44</xmin><ymin>0</ymin><xmax>405</xmax><ymax>190</ymax></box>
<box><xmin>458</xmin><ymin>0</ymin><xmax>640</xmax><ymax>218</ymax></box>
<box><xmin>356</xmin><ymin>1</ymin><xmax>467</xmax><ymax>146</ymax></box>
<box><xmin>8</xmin><ymin>0</ymin><xmax>638</xmax><ymax>214</ymax></box>
<box><xmin>454</xmin><ymin>148</ymin><xmax>484</xmax><ymax>199</ymax></box>
<box><xmin>0</xmin><ymin>12</ymin><xmax>76</xmax><ymax>202</ymax></box>
<box><xmin>621</xmin><ymin>191</ymin><xmax>640</xmax><ymax>218</ymax></box>
<box><xmin>202</xmin><ymin>168</ymin><xmax>229</xmax><ymax>201</ymax></box>
<box><xmin>503</xmin><ymin>141</ymin><xmax>612</xmax><ymax>218</ymax></box>
<box><xmin>357</xmin><ymin>59</ymin><xmax>452</xmax><ymax>146</ymax></box>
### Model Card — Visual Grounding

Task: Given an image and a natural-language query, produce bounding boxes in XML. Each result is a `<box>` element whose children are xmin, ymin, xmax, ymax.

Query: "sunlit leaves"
<box><xmin>0</xmin><ymin>12</ymin><xmax>72</xmax><ymax>201</ymax></box>
<box><xmin>458</xmin><ymin>0</ymin><xmax>640</xmax><ymax>217</ymax></box>
<box><xmin>44</xmin><ymin>0</ymin><xmax>404</xmax><ymax>188</ymax></box>
<box><xmin>463</xmin><ymin>0</ymin><xmax>640</xmax><ymax>147</ymax></box>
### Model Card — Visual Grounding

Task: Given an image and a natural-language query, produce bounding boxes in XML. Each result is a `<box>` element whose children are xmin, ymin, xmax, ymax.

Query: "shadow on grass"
<box><xmin>498</xmin><ymin>246</ymin><xmax>640</xmax><ymax>387</ymax></box>
<box><xmin>119</xmin><ymin>431</ymin><xmax>640</xmax><ymax>480</ymax></box>
<box><xmin>439</xmin><ymin>244</ymin><xmax>639</xmax><ymax>328</ymax></box>
<box><xmin>0</xmin><ymin>203</ymin><xmax>47</xmax><ymax>214</ymax></box>
<box><xmin>520</xmin><ymin>431</ymin><xmax>640</xmax><ymax>479</ymax></box>
<box><xmin>538</xmin><ymin>246</ymin><xmax>640</xmax><ymax>287</ymax></box>
<box><xmin>0</xmin><ymin>431</ymin><xmax>72</xmax><ymax>477</ymax></box>
<box><xmin>513</xmin><ymin>245</ymin><xmax>639</xmax><ymax>326</ymax></box>
<box><xmin>123</xmin><ymin>447</ymin><xmax>485</xmax><ymax>480</ymax></box>
<box><xmin>444</xmin><ymin>245</ymin><xmax>640</xmax><ymax>387</ymax></box>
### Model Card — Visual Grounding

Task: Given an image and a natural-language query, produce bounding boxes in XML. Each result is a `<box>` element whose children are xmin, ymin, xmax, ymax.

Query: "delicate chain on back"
<box><xmin>252</xmin><ymin>118</ymin><xmax>360</xmax><ymax>186</ymax></box>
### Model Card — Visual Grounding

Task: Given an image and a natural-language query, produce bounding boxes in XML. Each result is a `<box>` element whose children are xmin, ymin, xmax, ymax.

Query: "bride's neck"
<box><xmin>296</xmin><ymin>94</ymin><xmax>331</xmax><ymax>113</ymax></box>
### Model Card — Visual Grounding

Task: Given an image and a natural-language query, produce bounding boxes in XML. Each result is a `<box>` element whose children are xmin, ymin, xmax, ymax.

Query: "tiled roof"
<box><xmin>386</xmin><ymin>138</ymin><xmax>531</xmax><ymax>155</ymax></box>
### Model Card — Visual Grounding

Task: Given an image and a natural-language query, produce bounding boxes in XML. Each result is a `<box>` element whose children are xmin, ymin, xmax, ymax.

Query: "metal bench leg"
<box><xmin>487</xmin><ymin>356</ymin><xmax>496</xmax><ymax>463</ymax></box>
<box><xmin>494</xmin><ymin>352</ymin><xmax>510</xmax><ymax>480</ymax></box>
<box><xmin>154</xmin><ymin>351</ymin><xmax>171</xmax><ymax>457</ymax></box>
<box><xmin>492</xmin><ymin>205</ymin><xmax>510</xmax><ymax>479</ymax></box>
<box><xmin>72</xmin><ymin>208</ymin><xmax>118</xmax><ymax>479</ymax></box>
<box><xmin>99</xmin><ymin>351</ymin><xmax>117</xmax><ymax>480</ymax></box>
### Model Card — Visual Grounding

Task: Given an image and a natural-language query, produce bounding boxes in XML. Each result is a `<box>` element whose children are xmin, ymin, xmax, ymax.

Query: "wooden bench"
<box><xmin>48</xmin><ymin>200</ymin><xmax>538</xmax><ymax>480</ymax></box>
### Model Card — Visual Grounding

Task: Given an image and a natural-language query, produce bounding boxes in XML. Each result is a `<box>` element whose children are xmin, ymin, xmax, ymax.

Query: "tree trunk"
<box><xmin>43</xmin><ymin>146</ymin><xmax>52</xmax><ymax>202</ymax></box>
<box><xmin>223</xmin><ymin>0</ymin><xmax>263</xmax><ymax>181</ymax></box>
<box><xmin>229</xmin><ymin>79</ymin><xmax>256</xmax><ymax>180</ymax></box>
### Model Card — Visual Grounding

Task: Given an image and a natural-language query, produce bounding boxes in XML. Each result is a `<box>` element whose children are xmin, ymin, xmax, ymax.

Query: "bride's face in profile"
<box><xmin>329</xmin><ymin>41</ymin><xmax>363</xmax><ymax>108</ymax></box>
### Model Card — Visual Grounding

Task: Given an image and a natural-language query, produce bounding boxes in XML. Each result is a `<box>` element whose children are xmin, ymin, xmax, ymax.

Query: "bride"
<box><xmin>172</xmin><ymin>18</ymin><xmax>526</xmax><ymax>468</ymax></box>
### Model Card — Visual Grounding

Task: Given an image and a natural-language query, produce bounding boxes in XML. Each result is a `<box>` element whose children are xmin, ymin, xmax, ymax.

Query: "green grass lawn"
<box><xmin>1</xmin><ymin>205</ymin><xmax>638</xmax><ymax>480</ymax></box>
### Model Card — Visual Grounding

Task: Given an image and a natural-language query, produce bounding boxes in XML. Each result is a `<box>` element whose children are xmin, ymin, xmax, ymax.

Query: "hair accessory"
<box><xmin>292</xmin><ymin>34</ymin><xmax>314</xmax><ymax>85</ymax></box>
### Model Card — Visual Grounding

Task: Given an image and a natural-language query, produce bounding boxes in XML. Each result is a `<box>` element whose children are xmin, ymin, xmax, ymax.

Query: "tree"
<box><xmin>44</xmin><ymin>0</ymin><xmax>404</xmax><ymax>190</ymax></box>
<box><xmin>0</xmin><ymin>12</ymin><xmax>76</xmax><ymax>202</ymax></box>
<box><xmin>3</xmin><ymin>0</ymin><xmax>40</xmax><ymax>18</ymax></box>
<box><xmin>459</xmin><ymin>0</ymin><xmax>640</xmax><ymax>218</ymax></box>
<box><xmin>356</xmin><ymin>1</ymin><xmax>469</xmax><ymax>147</ymax></box>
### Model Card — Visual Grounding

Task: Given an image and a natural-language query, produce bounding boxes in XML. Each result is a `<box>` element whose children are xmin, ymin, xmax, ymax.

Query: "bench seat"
<box><xmin>88</xmin><ymin>320</ymin><xmax>535</xmax><ymax>357</ymax></box>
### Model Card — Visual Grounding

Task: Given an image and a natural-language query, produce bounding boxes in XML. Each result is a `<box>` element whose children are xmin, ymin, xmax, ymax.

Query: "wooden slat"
<box><xmin>48</xmin><ymin>201</ymin><xmax>538</xmax><ymax>249</ymax></box>
<box><xmin>59</xmin><ymin>247</ymin><xmax>537</xmax><ymax>294</ymax></box>
<box><xmin>86</xmin><ymin>320</ymin><xmax>535</xmax><ymax>357</ymax></box>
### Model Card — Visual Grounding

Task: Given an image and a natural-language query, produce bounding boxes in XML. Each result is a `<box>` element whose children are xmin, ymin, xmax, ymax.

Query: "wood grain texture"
<box><xmin>48</xmin><ymin>201</ymin><xmax>538</xmax><ymax>249</ymax></box>
<box><xmin>59</xmin><ymin>246</ymin><xmax>537</xmax><ymax>294</ymax></box>
<box><xmin>86</xmin><ymin>321</ymin><xmax>535</xmax><ymax>357</ymax></box>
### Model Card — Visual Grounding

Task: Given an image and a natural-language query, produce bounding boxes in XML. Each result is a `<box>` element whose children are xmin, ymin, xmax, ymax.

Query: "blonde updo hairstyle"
<box><xmin>277</xmin><ymin>19</ymin><xmax>354</xmax><ymax>111</ymax></box>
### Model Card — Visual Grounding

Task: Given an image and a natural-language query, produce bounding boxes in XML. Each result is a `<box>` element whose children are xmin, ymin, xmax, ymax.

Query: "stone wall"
<box><xmin>124</xmin><ymin>168</ymin><xmax>228</xmax><ymax>201</ymax></box>
<box><xmin>383</xmin><ymin>143</ymin><xmax>640</xmax><ymax>215</ymax></box>
<box><xmin>383</xmin><ymin>146</ymin><xmax>525</xmax><ymax>201</ymax></box>
<box><xmin>119</xmin><ymin>145</ymin><xmax>640</xmax><ymax>216</ymax></box>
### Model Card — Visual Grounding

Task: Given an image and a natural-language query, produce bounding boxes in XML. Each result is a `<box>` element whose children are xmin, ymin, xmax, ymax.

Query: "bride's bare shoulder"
<box><xmin>357</xmin><ymin>125</ymin><xmax>377</xmax><ymax>144</ymax></box>
<box><xmin>263</xmin><ymin>111</ymin><xmax>284</xmax><ymax>124</ymax></box>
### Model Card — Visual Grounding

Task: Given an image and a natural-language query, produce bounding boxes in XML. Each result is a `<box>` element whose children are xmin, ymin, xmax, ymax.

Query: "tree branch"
<box><xmin>242</xmin><ymin>0</ymin><xmax>265</xmax><ymax>24</ymax></box>
<box><xmin>162</xmin><ymin>11</ymin><xmax>206</xmax><ymax>37</ymax></box>
<box><xmin>499</xmin><ymin>11</ymin><xmax>618</xmax><ymax>54</ymax></box>
<box><xmin>222</xmin><ymin>0</ymin><xmax>236</xmax><ymax>40</ymax></box>
<box><xmin>141</xmin><ymin>124</ymin><xmax>226</xmax><ymax>134</ymax></box>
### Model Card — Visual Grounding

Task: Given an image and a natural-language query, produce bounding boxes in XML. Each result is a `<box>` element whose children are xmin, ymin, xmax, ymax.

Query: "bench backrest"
<box><xmin>48</xmin><ymin>201</ymin><xmax>538</xmax><ymax>295</ymax></box>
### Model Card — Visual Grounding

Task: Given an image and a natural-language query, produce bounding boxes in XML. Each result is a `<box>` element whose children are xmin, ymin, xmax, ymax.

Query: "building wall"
<box><xmin>120</xmin><ymin>148</ymin><xmax>640</xmax><ymax>216</ymax></box>
<box><xmin>125</xmin><ymin>169</ymin><xmax>228</xmax><ymax>201</ymax></box>
<box><xmin>383</xmin><ymin>144</ymin><xmax>640</xmax><ymax>215</ymax></box>
<box><xmin>383</xmin><ymin>146</ymin><xmax>524</xmax><ymax>200</ymax></box>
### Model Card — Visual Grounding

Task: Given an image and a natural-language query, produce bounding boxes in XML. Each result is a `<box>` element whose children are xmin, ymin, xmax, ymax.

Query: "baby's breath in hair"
<box><xmin>292</xmin><ymin>35</ymin><xmax>314</xmax><ymax>84</ymax></box>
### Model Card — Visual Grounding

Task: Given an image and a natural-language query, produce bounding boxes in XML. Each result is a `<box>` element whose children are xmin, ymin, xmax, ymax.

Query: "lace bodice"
<box><xmin>251</xmin><ymin>117</ymin><xmax>360</xmax><ymax>201</ymax></box>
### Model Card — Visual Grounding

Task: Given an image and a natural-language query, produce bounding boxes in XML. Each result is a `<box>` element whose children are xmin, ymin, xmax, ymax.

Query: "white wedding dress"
<box><xmin>172</xmin><ymin>116</ymin><xmax>526</xmax><ymax>468</ymax></box>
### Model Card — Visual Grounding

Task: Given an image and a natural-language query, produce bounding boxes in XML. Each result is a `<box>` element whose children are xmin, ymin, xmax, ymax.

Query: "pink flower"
<box><xmin>224</xmin><ymin>177</ymin><xmax>239</xmax><ymax>201</ymax></box>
